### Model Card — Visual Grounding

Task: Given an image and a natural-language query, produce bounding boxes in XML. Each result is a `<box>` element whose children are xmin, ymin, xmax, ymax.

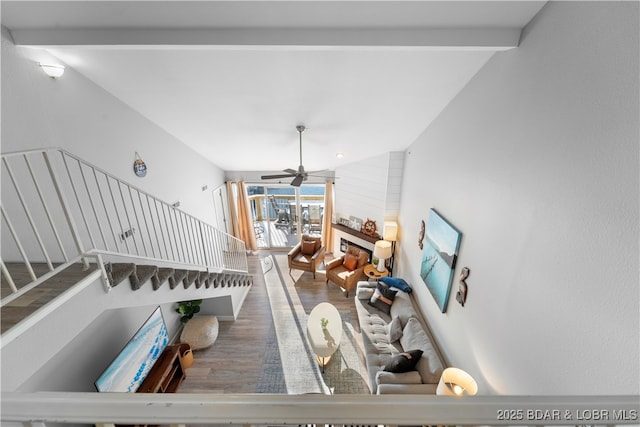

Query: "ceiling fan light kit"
<box><xmin>261</xmin><ymin>125</ymin><xmax>326</xmax><ymax>187</ymax></box>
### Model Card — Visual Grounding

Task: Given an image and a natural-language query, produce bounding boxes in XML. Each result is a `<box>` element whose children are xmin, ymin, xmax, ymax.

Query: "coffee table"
<box><xmin>306</xmin><ymin>302</ymin><xmax>342</xmax><ymax>372</ymax></box>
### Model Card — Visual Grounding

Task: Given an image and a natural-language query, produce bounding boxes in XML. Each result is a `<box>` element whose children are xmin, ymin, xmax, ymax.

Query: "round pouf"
<box><xmin>180</xmin><ymin>315</ymin><xmax>219</xmax><ymax>350</ymax></box>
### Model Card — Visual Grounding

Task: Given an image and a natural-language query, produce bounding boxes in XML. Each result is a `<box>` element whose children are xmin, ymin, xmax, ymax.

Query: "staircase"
<box><xmin>1</xmin><ymin>147</ymin><xmax>251</xmax><ymax>337</ymax></box>
<box><xmin>104</xmin><ymin>262</ymin><xmax>253</xmax><ymax>291</ymax></box>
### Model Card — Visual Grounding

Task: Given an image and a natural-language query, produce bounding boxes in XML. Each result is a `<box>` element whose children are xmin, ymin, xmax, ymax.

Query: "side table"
<box><xmin>364</xmin><ymin>264</ymin><xmax>388</xmax><ymax>280</ymax></box>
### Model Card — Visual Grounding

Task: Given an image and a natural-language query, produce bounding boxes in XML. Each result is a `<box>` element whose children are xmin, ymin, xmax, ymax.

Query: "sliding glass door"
<box><xmin>247</xmin><ymin>184</ymin><xmax>325</xmax><ymax>249</ymax></box>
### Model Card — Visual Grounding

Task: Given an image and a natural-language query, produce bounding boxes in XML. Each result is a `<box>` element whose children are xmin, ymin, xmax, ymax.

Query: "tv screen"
<box><xmin>95</xmin><ymin>306</ymin><xmax>169</xmax><ymax>392</ymax></box>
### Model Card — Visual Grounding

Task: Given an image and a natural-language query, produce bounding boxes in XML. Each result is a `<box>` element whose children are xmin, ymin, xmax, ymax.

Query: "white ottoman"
<box><xmin>180</xmin><ymin>315</ymin><xmax>219</xmax><ymax>350</ymax></box>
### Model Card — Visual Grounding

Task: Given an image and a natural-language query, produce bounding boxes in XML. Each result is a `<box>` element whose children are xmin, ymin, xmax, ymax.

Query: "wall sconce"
<box><xmin>436</xmin><ymin>367</ymin><xmax>478</xmax><ymax>396</ymax></box>
<box><xmin>39</xmin><ymin>63</ymin><xmax>65</xmax><ymax>79</ymax></box>
<box><xmin>373</xmin><ymin>240</ymin><xmax>392</xmax><ymax>273</ymax></box>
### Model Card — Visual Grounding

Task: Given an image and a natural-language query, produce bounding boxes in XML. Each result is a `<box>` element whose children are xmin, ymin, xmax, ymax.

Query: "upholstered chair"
<box><xmin>287</xmin><ymin>235</ymin><xmax>326</xmax><ymax>279</ymax></box>
<box><xmin>325</xmin><ymin>246</ymin><xmax>369</xmax><ymax>297</ymax></box>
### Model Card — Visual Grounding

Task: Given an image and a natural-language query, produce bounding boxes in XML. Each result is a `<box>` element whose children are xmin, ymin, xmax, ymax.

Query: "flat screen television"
<box><xmin>95</xmin><ymin>306</ymin><xmax>169</xmax><ymax>392</ymax></box>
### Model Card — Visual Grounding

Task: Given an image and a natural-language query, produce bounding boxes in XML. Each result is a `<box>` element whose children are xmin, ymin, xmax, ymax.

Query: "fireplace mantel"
<box><xmin>331</xmin><ymin>223</ymin><xmax>380</xmax><ymax>244</ymax></box>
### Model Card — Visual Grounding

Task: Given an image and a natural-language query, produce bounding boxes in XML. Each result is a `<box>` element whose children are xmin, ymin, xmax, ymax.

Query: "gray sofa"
<box><xmin>354</xmin><ymin>280</ymin><xmax>447</xmax><ymax>394</ymax></box>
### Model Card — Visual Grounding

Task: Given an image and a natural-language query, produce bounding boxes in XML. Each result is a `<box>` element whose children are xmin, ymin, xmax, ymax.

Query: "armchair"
<box><xmin>325</xmin><ymin>246</ymin><xmax>369</xmax><ymax>297</ymax></box>
<box><xmin>288</xmin><ymin>235</ymin><xmax>326</xmax><ymax>279</ymax></box>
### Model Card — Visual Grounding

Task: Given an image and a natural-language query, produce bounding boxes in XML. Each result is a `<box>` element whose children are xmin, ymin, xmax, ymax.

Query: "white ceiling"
<box><xmin>2</xmin><ymin>1</ymin><xmax>546</xmax><ymax>173</ymax></box>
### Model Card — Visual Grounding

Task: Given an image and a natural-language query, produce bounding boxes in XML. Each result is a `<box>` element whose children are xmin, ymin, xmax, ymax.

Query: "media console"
<box><xmin>136</xmin><ymin>344</ymin><xmax>185</xmax><ymax>393</ymax></box>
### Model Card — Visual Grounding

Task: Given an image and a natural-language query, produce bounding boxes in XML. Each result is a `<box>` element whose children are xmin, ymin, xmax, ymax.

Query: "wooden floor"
<box><xmin>179</xmin><ymin>250</ymin><xmax>366</xmax><ymax>394</ymax></box>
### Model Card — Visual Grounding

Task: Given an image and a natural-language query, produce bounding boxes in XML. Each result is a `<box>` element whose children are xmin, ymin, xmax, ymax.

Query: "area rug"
<box><xmin>258</xmin><ymin>254</ymin><xmax>369</xmax><ymax>395</ymax></box>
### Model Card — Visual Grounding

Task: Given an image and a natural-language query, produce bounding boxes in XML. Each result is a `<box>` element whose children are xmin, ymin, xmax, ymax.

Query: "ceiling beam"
<box><xmin>10</xmin><ymin>27</ymin><xmax>521</xmax><ymax>50</ymax></box>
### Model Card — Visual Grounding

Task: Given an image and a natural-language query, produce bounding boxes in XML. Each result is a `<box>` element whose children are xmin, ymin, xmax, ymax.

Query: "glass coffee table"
<box><xmin>306</xmin><ymin>302</ymin><xmax>342</xmax><ymax>373</ymax></box>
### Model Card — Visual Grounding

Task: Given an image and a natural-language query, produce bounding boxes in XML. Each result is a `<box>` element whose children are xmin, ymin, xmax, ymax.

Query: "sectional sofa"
<box><xmin>354</xmin><ymin>280</ymin><xmax>447</xmax><ymax>394</ymax></box>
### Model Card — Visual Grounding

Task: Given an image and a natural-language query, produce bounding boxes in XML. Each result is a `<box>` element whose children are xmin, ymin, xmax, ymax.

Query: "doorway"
<box><xmin>247</xmin><ymin>184</ymin><xmax>325</xmax><ymax>249</ymax></box>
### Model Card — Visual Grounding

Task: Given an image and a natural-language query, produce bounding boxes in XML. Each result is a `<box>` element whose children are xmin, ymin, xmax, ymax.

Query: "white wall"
<box><xmin>334</xmin><ymin>151</ymin><xmax>404</xmax><ymax>241</ymax></box>
<box><xmin>1</xmin><ymin>27</ymin><xmax>224</xmax><ymax>225</ymax></box>
<box><xmin>396</xmin><ymin>2</ymin><xmax>639</xmax><ymax>395</ymax></box>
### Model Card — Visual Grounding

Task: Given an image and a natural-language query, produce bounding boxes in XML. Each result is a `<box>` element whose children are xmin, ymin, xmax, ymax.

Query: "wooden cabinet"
<box><xmin>136</xmin><ymin>344</ymin><xmax>185</xmax><ymax>393</ymax></box>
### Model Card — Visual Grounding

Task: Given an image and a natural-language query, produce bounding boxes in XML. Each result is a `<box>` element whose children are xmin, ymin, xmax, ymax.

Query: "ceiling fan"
<box><xmin>261</xmin><ymin>125</ymin><xmax>326</xmax><ymax>187</ymax></box>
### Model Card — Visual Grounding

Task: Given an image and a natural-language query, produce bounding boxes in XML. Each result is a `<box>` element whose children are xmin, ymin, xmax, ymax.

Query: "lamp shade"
<box><xmin>373</xmin><ymin>240</ymin><xmax>392</xmax><ymax>260</ymax></box>
<box><xmin>383</xmin><ymin>221</ymin><xmax>398</xmax><ymax>241</ymax></box>
<box><xmin>436</xmin><ymin>367</ymin><xmax>478</xmax><ymax>396</ymax></box>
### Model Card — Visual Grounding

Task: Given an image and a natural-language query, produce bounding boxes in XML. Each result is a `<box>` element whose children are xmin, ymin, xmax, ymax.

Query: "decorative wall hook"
<box><xmin>456</xmin><ymin>267</ymin><xmax>469</xmax><ymax>307</ymax></box>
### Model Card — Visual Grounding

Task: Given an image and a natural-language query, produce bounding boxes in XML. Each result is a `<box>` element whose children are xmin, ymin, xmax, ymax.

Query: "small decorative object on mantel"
<box><xmin>363</xmin><ymin>219</ymin><xmax>377</xmax><ymax>236</ymax></box>
<box><xmin>349</xmin><ymin>215</ymin><xmax>363</xmax><ymax>232</ymax></box>
<box><xmin>456</xmin><ymin>267</ymin><xmax>469</xmax><ymax>307</ymax></box>
<box><xmin>339</xmin><ymin>217</ymin><xmax>350</xmax><ymax>227</ymax></box>
<box><xmin>133</xmin><ymin>152</ymin><xmax>147</xmax><ymax>177</ymax></box>
<box><xmin>418</xmin><ymin>219</ymin><xmax>425</xmax><ymax>250</ymax></box>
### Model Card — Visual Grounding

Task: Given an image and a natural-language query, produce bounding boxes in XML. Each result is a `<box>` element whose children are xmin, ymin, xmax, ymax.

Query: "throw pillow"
<box><xmin>368</xmin><ymin>282</ymin><xmax>397</xmax><ymax>314</ymax></box>
<box><xmin>301</xmin><ymin>240</ymin><xmax>316</xmax><ymax>255</ymax></box>
<box><xmin>380</xmin><ymin>276</ymin><xmax>412</xmax><ymax>293</ymax></box>
<box><xmin>383</xmin><ymin>349</ymin><xmax>424</xmax><ymax>373</ymax></box>
<box><xmin>343</xmin><ymin>253</ymin><xmax>358</xmax><ymax>271</ymax></box>
<box><xmin>356</xmin><ymin>287</ymin><xmax>375</xmax><ymax>300</ymax></box>
<box><xmin>388</xmin><ymin>316</ymin><xmax>403</xmax><ymax>342</ymax></box>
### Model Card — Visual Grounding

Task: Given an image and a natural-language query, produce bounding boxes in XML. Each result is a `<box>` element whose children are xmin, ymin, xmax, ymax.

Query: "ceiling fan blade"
<box><xmin>261</xmin><ymin>173</ymin><xmax>296</xmax><ymax>179</ymax></box>
<box><xmin>283</xmin><ymin>168</ymin><xmax>297</xmax><ymax>174</ymax></box>
<box><xmin>290</xmin><ymin>174</ymin><xmax>304</xmax><ymax>187</ymax></box>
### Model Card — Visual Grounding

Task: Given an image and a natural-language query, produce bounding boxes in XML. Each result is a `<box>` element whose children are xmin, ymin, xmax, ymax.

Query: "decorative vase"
<box><xmin>179</xmin><ymin>343</ymin><xmax>194</xmax><ymax>369</ymax></box>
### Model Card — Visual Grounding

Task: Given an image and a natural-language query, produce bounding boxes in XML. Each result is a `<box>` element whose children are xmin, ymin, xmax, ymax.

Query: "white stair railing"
<box><xmin>1</xmin><ymin>147</ymin><xmax>248</xmax><ymax>301</ymax></box>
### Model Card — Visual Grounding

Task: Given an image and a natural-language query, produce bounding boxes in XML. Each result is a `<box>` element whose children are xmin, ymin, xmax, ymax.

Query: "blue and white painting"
<box><xmin>420</xmin><ymin>209</ymin><xmax>462</xmax><ymax>313</ymax></box>
<box><xmin>95</xmin><ymin>307</ymin><xmax>169</xmax><ymax>392</ymax></box>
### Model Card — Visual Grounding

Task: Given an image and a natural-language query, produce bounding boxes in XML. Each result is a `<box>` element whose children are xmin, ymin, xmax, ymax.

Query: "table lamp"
<box><xmin>373</xmin><ymin>240</ymin><xmax>392</xmax><ymax>272</ymax></box>
<box><xmin>436</xmin><ymin>367</ymin><xmax>478</xmax><ymax>396</ymax></box>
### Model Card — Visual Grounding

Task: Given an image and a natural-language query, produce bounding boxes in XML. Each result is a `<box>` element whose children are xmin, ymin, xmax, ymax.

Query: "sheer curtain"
<box><xmin>322</xmin><ymin>180</ymin><xmax>334</xmax><ymax>253</ymax></box>
<box><xmin>226</xmin><ymin>181</ymin><xmax>257</xmax><ymax>251</ymax></box>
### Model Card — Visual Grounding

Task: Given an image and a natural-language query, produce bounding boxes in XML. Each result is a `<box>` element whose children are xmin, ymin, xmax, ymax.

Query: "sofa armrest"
<box><xmin>375</xmin><ymin>370</ymin><xmax>422</xmax><ymax>385</ymax></box>
<box><xmin>310</xmin><ymin>245</ymin><xmax>326</xmax><ymax>261</ymax></box>
<box><xmin>288</xmin><ymin>243</ymin><xmax>302</xmax><ymax>260</ymax></box>
<box><xmin>326</xmin><ymin>256</ymin><xmax>344</xmax><ymax>270</ymax></box>
<box><xmin>376</xmin><ymin>383</ymin><xmax>438</xmax><ymax>395</ymax></box>
<box><xmin>357</xmin><ymin>281</ymin><xmax>377</xmax><ymax>289</ymax></box>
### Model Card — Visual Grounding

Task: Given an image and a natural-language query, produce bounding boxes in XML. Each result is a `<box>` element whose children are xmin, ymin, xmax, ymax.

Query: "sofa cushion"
<box><xmin>343</xmin><ymin>253</ymin><xmax>358</xmax><ymax>270</ymax></box>
<box><xmin>301</xmin><ymin>240</ymin><xmax>316</xmax><ymax>255</ymax></box>
<box><xmin>400</xmin><ymin>317</ymin><xmax>444</xmax><ymax>384</ymax></box>
<box><xmin>388</xmin><ymin>316</ymin><xmax>403</xmax><ymax>342</ymax></box>
<box><xmin>380</xmin><ymin>277</ymin><xmax>412</xmax><ymax>293</ymax></box>
<box><xmin>368</xmin><ymin>282</ymin><xmax>397</xmax><ymax>314</ymax></box>
<box><xmin>389</xmin><ymin>290</ymin><xmax>417</xmax><ymax>327</ymax></box>
<box><xmin>384</xmin><ymin>349</ymin><xmax>423</xmax><ymax>373</ymax></box>
<box><xmin>375</xmin><ymin>370</ymin><xmax>422</xmax><ymax>385</ymax></box>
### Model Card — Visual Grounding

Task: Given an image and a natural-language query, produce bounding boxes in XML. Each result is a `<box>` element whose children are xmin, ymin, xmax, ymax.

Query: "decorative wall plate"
<box><xmin>133</xmin><ymin>152</ymin><xmax>147</xmax><ymax>177</ymax></box>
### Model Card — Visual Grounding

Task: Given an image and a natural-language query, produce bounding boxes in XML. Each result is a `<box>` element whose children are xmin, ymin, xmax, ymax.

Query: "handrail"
<box><xmin>2</xmin><ymin>392</ymin><xmax>638</xmax><ymax>426</ymax></box>
<box><xmin>1</xmin><ymin>147</ymin><xmax>248</xmax><ymax>300</ymax></box>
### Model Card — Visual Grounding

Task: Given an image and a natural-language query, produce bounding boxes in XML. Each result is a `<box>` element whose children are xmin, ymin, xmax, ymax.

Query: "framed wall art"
<box><xmin>419</xmin><ymin>209</ymin><xmax>462</xmax><ymax>313</ymax></box>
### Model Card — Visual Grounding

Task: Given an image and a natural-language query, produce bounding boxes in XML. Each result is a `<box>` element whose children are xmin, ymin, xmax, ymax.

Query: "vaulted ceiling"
<box><xmin>2</xmin><ymin>1</ymin><xmax>546</xmax><ymax>172</ymax></box>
